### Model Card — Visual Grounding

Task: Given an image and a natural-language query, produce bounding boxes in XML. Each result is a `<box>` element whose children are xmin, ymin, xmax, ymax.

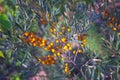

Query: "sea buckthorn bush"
<box><xmin>0</xmin><ymin>0</ymin><xmax>120</xmax><ymax>80</ymax></box>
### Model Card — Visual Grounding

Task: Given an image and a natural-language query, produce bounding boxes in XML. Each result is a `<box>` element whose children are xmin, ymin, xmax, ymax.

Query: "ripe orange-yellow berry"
<box><xmin>50</xmin><ymin>28</ymin><xmax>53</xmax><ymax>33</ymax></box>
<box><xmin>49</xmin><ymin>42</ymin><xmax>54</xmax><ymax>46</ymax></box>
<box><xmin>78</xmin><ymin>49</ymin><xmax>83</xmax><ymax>53</ymax></box>
<box><xmin>64</xmin><ymin>68</ymin><xmax>69</xmax><ymax>72</ymax></box>
<box><xmin>51</xmin><ymin>48</ymin><xmax>55</xmax><ymax>53</ymax></box>
<box><xmin>44</xmin><ymin>47</ymin><xmax>49</xmax><ymax>51</ymax></box>
<box><xmin>38</xmin><ymin>37</ymin><xmax>42</xmax><ymax>43</ymax></box>
<box><xmin>32</xmin><ymin>42</ymin><xmax>37</xmax><ymax>46</ymax></box>
<box><xmin>41</xmin><ymin>43</ymin><xmax>46</xmax><ymax>47</ymax></box>
<box><xmin>53</xmin><ymin>28</ymin><xmax>56</xmax><ymax>33</ymax></box>
<box><xmin>41</xmin><ymin>61</ymin><xmax>45</xmax><ymax>64</ymax></box>
<box><xmin>29</xmin><ymin>32</ymin><xmax>34</xmax><ymax>38</ymax></box>
<box><xmin>112</xmin><ymin>27</ymin><xmax>117</xmax><ymax>31</ymax></box>
<box><xmin>68</xmin><ymin>47</ymin><xmax>72</xmax><ymax>50</ymax></box>
<box><xmin>30</xmin><ymin>37</ymin><xmax>36</xmax><ymax>43</ymax></box>
<box><xmin>53</xmin><ymin>53</ymin><xmax>57</xmax><ymax>57</ymax></box>
<box><xmin>67</xmin><ymin>43</ymin><xmax>71</xmax><ymax>47</ymax></box>
<box><xmin>111</xmin><ymin>17</ymin><xmax>115</xmax><ymax>21</ymax></box>
<box><xmin>78</xmin><ymin>34</ymin><xmax>83</xmax><ymax>41</ymax></box>
<box><xmin>83</xmin><ymin>39</ymin><xmax>87</xmax><ymax>45</ymax></box>
<box><xmin>118</xmin><ymin>32</ymin><xmax>120</xmax><ymax>36</ymax></box>
<box><xmin>73</xmin><ymin>50</ymin><xmax>76</xmax><ymax>54</ymax></box>
<box><xmin>62</xmin><ymin>26</ymin><xmax>66</xmax><ymax>30</ymax></box>
<box><xmin>55</xmin><ymin>39</ymin><xmax>59</xmax><ymax>43</ymax></box>
<box><xmin>24</xmin><ymin>31</ymin><xmax>30</xmax><ymax>37</ymax></box>
<box><xmin>109</xmin><ymin>22</ymin><xmax>113</xmax><ymax>27</ymax></box>
<box><xmin>57</xmin><ymin>52</ymin><xmax>61</xmax><ymax>57</ymax></box>
<box><xmin>59</xmin><ymin>32</ymin><xmax>63</xmax><ymax>35</ymax></box>
<box><xmin>80</xmin><ymin>44</ymin><xmax>85</xmax><ymax>47</ymax></box>
<box><xmin>67</xmin><ymin>28</ymin><xmax>71</xmax><ymax>32</ymax></box>
<box><xmin>61</xmin><ymin>37</ymin><xmax>67</xmax><ymax>43</ymax></box>
<box><xmin>63</xmin><ymin>45</ymin><xmax>68</xmax><ymax>50</ymax></box>
<box><xmin>65</xmin><ymin>63</ymin><xmax>68</xmax><ymax>66</ymax></box>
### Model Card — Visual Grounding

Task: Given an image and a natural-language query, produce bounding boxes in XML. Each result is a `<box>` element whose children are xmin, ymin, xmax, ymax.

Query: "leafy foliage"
<box><xmin>0</xmin><ymin>0</ymin><xmax>120</xmax><ymax>80</ymax></box>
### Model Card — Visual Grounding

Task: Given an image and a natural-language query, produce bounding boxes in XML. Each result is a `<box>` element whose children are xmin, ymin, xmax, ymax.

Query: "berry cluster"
<box><xmin>22</xmin><ymin>30</ymin><xmax>88</xmax><ymax>74</ymax></box>
<box><xmin>64</xmin><ymin>63</ymin><xmax>71</xmax><ymax>74</ymax></box>
<box><xmin>20</xmin><ymin>0</ymin><xmax>90</xmax><ymax>75</ymax></box>
<box><xmin>103</xmin><ymin>9</ymin><xmax>120</xmax><ymax>35</ymax></box>
<box><xmin>22</xmin><ymin>32</ymin><xmax>47</xmax><ymax>47</ymax></box>
<box><xmin>38</xmin><ymin>55</ymin><xmax>56</xmax><ymax>65</ymax></box>
<box><xmin>88</xmin><ymin>0</ymin><xmax>120</xmax><ymax>36</ymax></box>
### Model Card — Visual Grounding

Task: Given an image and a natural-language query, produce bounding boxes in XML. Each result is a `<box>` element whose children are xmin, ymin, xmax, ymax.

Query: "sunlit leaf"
<box><xmin>0</xmin><ymin>50</ymin><xmax>4</xmax><ymax>58</ymax></box>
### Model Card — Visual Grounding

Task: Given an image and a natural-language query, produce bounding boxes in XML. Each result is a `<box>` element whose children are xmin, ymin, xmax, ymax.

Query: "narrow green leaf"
<box><xmin>16</xmin><ymin>77</ymin><xmax>20</xmax><ymax>80</ymax></box>
<box><xmin>0</xmin><ymin>14</ymin><xmax>12</xmax><ymax>30</ymax></box>
<box><xmin>0</xmin><ymin>51</ymin><xmax>4</xmax><ymax>58</ymax></box>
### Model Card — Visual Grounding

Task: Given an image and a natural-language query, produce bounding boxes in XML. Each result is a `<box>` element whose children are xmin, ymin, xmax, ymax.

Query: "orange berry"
<box><xmin>51</xmin><ymin>48</ymin><xmax>55</xmax><ymax>53</ymax></box>
<box><xmin>111</xmin><ymin>17</ymin><xmax>115</xmax><ymax>21</ymax></box>
<box><xmin>49</xmin><ymin>42</ymin><xmax>54</xmax><ymax>46</ymax></box>
<box><xmin>41</xmin><ymin>61</ymin><xmax>45</xmax><ymax>64</ymax></box>
<box><xmin>63</xmin><ymin>45</ymin><xmax>68</xmax><ymax>50</ymax></box>
<box><xmin>67</xmin><ymin>43</ymin><xmax>71</xmax><ymax>47</ymax></box>
<box><xmin>47</xmin><ymin>45</ymin><xmax>52</xmax><ymax>50</ymax></box>
<box><xmin>81</xmin><ymin>44</ymin><xmax>85</xmax><ymax>47</ymax></box>
<box><xmin>39</xmin><ymin>44</ymin><xmax>42</xmax><ymax>47</ymax></box>
<box><xmin>42</xmin><ymin>39</ymin><xmax>46</xmax><ymax>43</ymax></box>
<box><xmin>24</xmin><ymin>31</ymin><xmax>30</xmax><ymax>37</ymax></box>
<box><xmin>57</xmin><ymin>52</ymin><xmax>61</xmax><ymax>57</ymax></box>
<box><xmin>55</xmin><ymin>46</ymin><xmax>59</xmax><ymax>51</ymax></box>
<box><xmin>62</xmin><ymin>26</ymin><xmax>66</xmax><ymax>30</ymax></box>
<box><xmin>38</xmin><ymin>58</ymin><xmax>41</xmax><ymax>62</ymax></box>
<box><xmin>78</xmin><ymin>34</ymin><xmax>83</xmax><ymax>41</ymax></box>
<box><xmin>40</xmin><ymin>18</ymin><xmax>47</xmax><ymax>25</ymax></box>
<box><xmin>109</xmin><ymin>22</ymin><xmax>113</xmax><ymax>27</ymax></box>
<box><xmin>32</xmin><ymin>42</ymin><xmax>37</xmax><ymax>46</ymax></box>
<box><xmin>53</xmin><ymin>53</ymin><xmax>57</xmax><ymax>57</ymax></box>
<box><xmin>78</xmin><ymin>49</ymin><xmax>83</xmax><ymax>53</ymax></box>
<box><xmin>53</xmin><ymin>28</ymin><xmax>56</xmax><ymax>33</ymax></box>
<box><xmin>67</xmin><ymin>28</ymin><xmax>71</xmax><ymax>32</ymax></box>
<box><xmin>50</xmin><ymin>28</ymin><xmax>53</xmax><ymax>33</ymax></box>
<box><xmin>64</xmin><ymin>68</ymin><xmax>69</xmax><ymax>72</ymax></box>
<box><xmin>73</xmin><ymin>50</ymin><xmax>76</xmax><ymax>54</ymax></box>
<box><xmin>42</xmin><ymin>43</ymin><xmax>46</xmax><ymax>47</ymax></box>
<box><xmin>68</xmin><ymin>47</ymin><xmax>72</xmax><ymax>50</ymax></box>
<box><xmin>59</xmin><ymin>32</ymin><xmax>63</xmax><ymax>35</ymax></box>
<box><xmin>118</xmin><ymin>32</ymin><xmax>120</xmax><ymax>36</ymax></box>
<box><xmin>38</xmin><ymin>37</ymin><xmax>42</xmax><ymax>43</ymax></box>
<box><xmin>112</xmin><ymin>27</ymin><xmax>117</xmax><ymax>31</ymax></box>
<box><xmin>44</xmin><ymin>47</ymin><xmax>49</xmax><ymax>51</ymax></box>
<box><xmin>29</xmin><ymin>34</ymin><xmax>34</xmax><ymax>39</ymax></box>
<box><xmin>83</xmin><ymin>39</ymin><xmax>87</xmax><ymax>44</ymax></box>
<box><xmin>55</xmin><ymin>39</ymin><xmax>59</xmax><ymax>43</ymax></box>
<box><xmin>83</xmin><ymin>34</ymin><xmax>88</xmax><ymax>39</ymax></box>
<box><xmin>61</xmin><ymin>37</ymin><xmax>67</xmax><ymax>43</ymax></box>
<box><xmin>31</xmin><ymin>37</ymin><xmax>36</xmax><ymax>42</ymax></box>
<box><xmin>65</xmin><ymin>63</ymin><xmax>68</xmax><ymax>66</ymax></box>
